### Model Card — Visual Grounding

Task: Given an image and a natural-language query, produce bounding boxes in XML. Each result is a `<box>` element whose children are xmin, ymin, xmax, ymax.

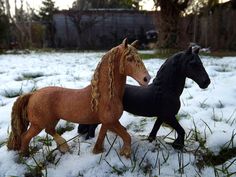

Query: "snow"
<box><xmin>0</xmin><ymin>52</ymin><xmax>236</xmax><ymax>176</ymax></box>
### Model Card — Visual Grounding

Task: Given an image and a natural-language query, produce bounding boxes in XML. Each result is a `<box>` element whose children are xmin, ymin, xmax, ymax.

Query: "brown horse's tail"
<box><xmin>7</xmin><ymin>93</ymin><xmax>32</xmax><ymax>150</ymax></box>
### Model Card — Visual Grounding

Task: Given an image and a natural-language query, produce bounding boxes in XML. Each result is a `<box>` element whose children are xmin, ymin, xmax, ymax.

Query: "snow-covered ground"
<box><xmin>0</xmin><ymin>51</ymin><xmax>236</xmax><ymax>177</ymax></box>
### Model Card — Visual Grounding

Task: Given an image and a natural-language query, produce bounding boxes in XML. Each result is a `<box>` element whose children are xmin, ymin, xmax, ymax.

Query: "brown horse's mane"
<box><xmin>91</xmin><ymin>47</ymin><xmax>118</xmax><ymax>112</ymax></box>
<box><xmin>90</xmin><ymin>45</ymin><xmax>142</xmax><ymax>112</ymax></box>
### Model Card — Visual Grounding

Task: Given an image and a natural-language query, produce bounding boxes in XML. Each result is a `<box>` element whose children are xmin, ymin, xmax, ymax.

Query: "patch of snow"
<box><xmin>0</xmin><ymin>52</ymin><xmax>235</xmax><ymax>176</ymax></box>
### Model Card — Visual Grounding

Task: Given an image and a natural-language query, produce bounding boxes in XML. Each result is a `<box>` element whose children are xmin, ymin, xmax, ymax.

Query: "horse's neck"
<box><xmin>114</xmin><ymin>73</ymin><xmax>126</xmax><ymax>98</ymax></box>
<box><xmin>98</xmin><ymin>54</ymin><xmax>126</xmax><ymax>100</ymax></box>
<box><xmin>155</xmin><ymin>60</ymin><xmax>186</xmax><ymax>96</ymax></box>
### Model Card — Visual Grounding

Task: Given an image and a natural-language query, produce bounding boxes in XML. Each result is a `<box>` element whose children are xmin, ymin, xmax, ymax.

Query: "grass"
<box><xmin>0</xmin><ymin>140</ymin><xmax>6</xmax><ymax>148</ymax></box>
<box><xmin>201</xmin><ymin>51</ymin><xmax>236</xmax><ymax>58</ymax></box>
<box><xmin>15</xmin><ymin>72</ymin><xmax>45</xmax><ymax>81</ymax></box>
<box><xmin>3</xmin><ymin>88</ymin><xmax>23</xmax><ymax>98</ymax></box>
<box><xmin>56</xmin><ymin>122</ymin><xmax>75</xmax><ymax>135</ymax></box>
<box><xmin>216</xmin><ymin>100</ymin><xmax>224</xmax><ymax>109</ymax></box>
<box><xmin>190</xmin><ymin>113</ymin><xmax>236</xmax><ymax>176</ymax></box>
<box><xmin>199</xmin><ymin>99</ymin><xmax>210</xmax><ymax>109</ymax></box>
<box><xmin>201</xmin><ymin>147</ymin><xmax>236</xmax><ymax>166</ymax></box>
<box><xmin>126</xmin><ymin>118</ymin><xmax>148</xmax><ymax>132</ymax></box>
<box><xmin>137</xmin><ymin>52</ymin><xmax>174</xmax><ymax>61</ymax></box>
<box><xmin>4</xmin><ymin>100</ymin><xmax>235</xmax><ymax>177</ymax></box>
<box><xmin>1</xmin><ymin>78</ymin><xmax>233</xmax><ymax>176</ymax></box>
<box><xmin>122</xmin><ymin>113</ymin><xmax>236</xmax><ymax>175</ymax></box>
<box><xmin>2</xmin><ymin>83</ymin><xmax>37</xmax><ymax>98</ymax></box>
<box><xmin>140</xmin><ymin>49</ymin><xmax>236</xmax><ymax>60</ymax></box>
<box><xmin>2</xmin><ymin>48</ymin><xmax>235</xmax><ymax>62</ymax></box>
<box><xmin>14</xmin><ymin>121</ymin><xmax>78</xmax><ymax>177</ymax></box>
<box><xmin>0</xmin><ymin>100</ymin><xmax>6</xmax><ymax>107</ymax></box>
<box><xmin>1</xmin><ymin>48</ymin><xmax>54</xmax><ymax>54</ymax></box>
<box><xmin>214</xmin><ymin>65</ymin><xmax>231</xmax><ymax>72</ymax></box>
<box><xmin>11</xmin><ymin>124</ymin><xmax>236</xmax><ymax>177</ymax></box>
<box><xmin>103</xmin><ymin>135</ymin><xmax>173</xmax><ymax>176</ymax></box>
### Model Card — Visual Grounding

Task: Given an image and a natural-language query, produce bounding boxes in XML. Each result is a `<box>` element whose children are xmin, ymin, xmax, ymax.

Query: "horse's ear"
<box><xmin>131</xmin><ymin>40</ymin><xmax>139</xmax><ymax>49</ymax></box>
<box><xmin>122</xmin><ymin>38</ymin><xmax>128</xmax><ymax>48</ymax></box>
<box><xmin>186</xmin><ymin>46</ymin><xmax>192</xmax><ymax>54</ymax></box>
<box><xmin>193</xmin><ymin>47</ymin><xmax>200</xmax><ymax>54</ymax></box>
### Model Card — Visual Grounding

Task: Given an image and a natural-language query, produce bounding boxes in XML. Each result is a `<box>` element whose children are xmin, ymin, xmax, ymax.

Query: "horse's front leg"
<box><xmin>148</xmin><ymin>117</ymin><xmax>163</xmax><ymax>142</ymax></box>
<box><xmin>165</xmin><ymin>116</ymin><xmax>185</xmax><ymax>150</ymax></box>
<box><xmin>109</xmin><ymin>121</ymin><xmax>131</xmax><ymax>158</ymax></box>
<box><xmin>93</xmin><ymin>124</ymin><xmax>107</xmax><ymax>154</ymax></box>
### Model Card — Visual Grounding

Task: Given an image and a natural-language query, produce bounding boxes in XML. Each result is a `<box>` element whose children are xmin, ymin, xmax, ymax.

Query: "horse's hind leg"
<box><xmin>165</xmin><ymin>116</ymin><xmax>185</xmax><ymax>150</ymax></box>
<box><xmin>20</xmin><ymin>124</ymin><xmax>43</xmax><ymax>156</ymax></box>
<box><xmin>45</xmin><ymin>122</ymin><xmax>69</xmax><ymax>153</ymax></box>
<box><xmin>148</xmin><ymin>117</ymin><xmax>163</xmax><ymax>142</ymax></box>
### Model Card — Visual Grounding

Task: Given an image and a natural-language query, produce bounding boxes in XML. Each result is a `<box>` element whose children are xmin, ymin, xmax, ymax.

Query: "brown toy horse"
<box><xmin>7</xmin><ymin>39</ymin><xmax>151</xmax><ymax>158</ymax></box>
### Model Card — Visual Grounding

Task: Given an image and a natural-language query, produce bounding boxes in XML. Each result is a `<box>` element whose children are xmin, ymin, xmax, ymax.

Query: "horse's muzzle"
<box><xmin>200</xmin><ymin>78</ymin><xmax>211</xmax><ymax>89</ymax></box>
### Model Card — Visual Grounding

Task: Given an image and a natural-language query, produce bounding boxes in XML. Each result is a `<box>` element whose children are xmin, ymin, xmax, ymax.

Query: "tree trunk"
<box><xmin>156</xmin><ymin>0</ymin><xmax>189</xmax><ymax>49</ymax></box>
<box><xmin>5</xmin><ymin>0</ymin><xmax>26</xmax><ymax>48</ymax></box>
<box><xmin>158</xmin><ymin>10</ymin><xmax>179</xmax><ymax>48</ymax></box>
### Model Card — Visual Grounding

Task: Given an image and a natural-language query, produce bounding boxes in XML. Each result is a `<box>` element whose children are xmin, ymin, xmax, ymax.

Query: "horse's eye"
<box><xmin>127</xmin><ymin>56</ymin><xmax>133</xmax><ymax>62</ymax></box>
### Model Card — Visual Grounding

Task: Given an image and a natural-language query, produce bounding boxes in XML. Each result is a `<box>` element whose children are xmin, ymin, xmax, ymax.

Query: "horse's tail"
<box><xmin>7</xmin><ymin>93</ymin><xmax>32</xmax><ymax>150</ymax></box>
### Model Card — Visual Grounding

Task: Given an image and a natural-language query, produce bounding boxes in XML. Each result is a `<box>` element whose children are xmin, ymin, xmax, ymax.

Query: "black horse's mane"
<box><xmin>152</xmin><ymin>51</ymin><xmax>184</xmax><ymax>86</ymax></box>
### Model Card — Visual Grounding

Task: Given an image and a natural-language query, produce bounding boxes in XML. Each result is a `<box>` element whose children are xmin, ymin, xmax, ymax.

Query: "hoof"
<box><xmin>172</xmin><ymin>142</ymin><xmax>184</xmax><ymax>151</ymax></box>
<box><xmin>20</xmin><ymin>150</ymin><xmax>30</xmax><ymax>157</ymax></box>
<box><xmin>85</xmin><ymin>134</ymin><xmax>95</xmax><ymax>140</ymax></box>
<box><xmin>119</xmin><ymin>147</ymin><xmax>131</xmax><ymax>158</ymax></box>
<box><xmin>92</xmin><ymin>145</ymin><xmax>104</xmax><ymax>154</ymax></box>
<box><xmin>148</xmin><ymin>136</ymin><xmax>156</xmax><ymax>142</ymax></box>
<box><xmin>58</xmin><ymin>143</ymin><xmax>70</xmax><ymax>153</ymax></box>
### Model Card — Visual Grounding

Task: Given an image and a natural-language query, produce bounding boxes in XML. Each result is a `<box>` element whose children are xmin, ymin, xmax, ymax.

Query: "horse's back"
<box><xmin>27</xmin><ymin>86</ymin><xmax>96</xmax><ymax>125</ymax></box>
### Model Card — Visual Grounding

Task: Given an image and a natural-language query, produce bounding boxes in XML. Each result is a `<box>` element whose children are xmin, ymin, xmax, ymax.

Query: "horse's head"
<box><xmin>182</xmin><ymin>46</ymin><xmax>210</xmax><ymax>89</ymax></box>
<box><xmin>119</xmin><ymin>38</ymin><xmax>151</xmax><ymax>86</ymax></box>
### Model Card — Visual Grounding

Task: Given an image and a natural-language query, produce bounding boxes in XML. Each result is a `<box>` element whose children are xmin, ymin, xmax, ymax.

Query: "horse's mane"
<box><xmin>91</xmin><ymin>47</ymin><xmax>118</xmax><ymax>112</ymax></box>
<box><xmin>90</xmin><ymin>45</ymin><xmax>141</xmax><ymax>112</ymax></box>
<box><xmin>152</xmin><ymin>52</ymin><xmax>184</xmax><ymax>85</ymax></box>
<box><xmin>168</xmin><ymin>52</ymin><xmax>183</xmax><ymax>63</ymax></box>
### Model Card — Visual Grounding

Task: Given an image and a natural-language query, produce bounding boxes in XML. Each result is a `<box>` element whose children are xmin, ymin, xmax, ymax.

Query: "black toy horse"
<box><xmin>78</xmin><ymin>46</ymin><xmax>210</xmax><ymax>150</ymax></box>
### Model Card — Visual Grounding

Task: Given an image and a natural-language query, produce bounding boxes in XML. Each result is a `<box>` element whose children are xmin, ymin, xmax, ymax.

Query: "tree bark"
<box><xmin>156</xmin><ymin>0</ymin><xmax>189</xmax><ymax>49</ymax></box>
